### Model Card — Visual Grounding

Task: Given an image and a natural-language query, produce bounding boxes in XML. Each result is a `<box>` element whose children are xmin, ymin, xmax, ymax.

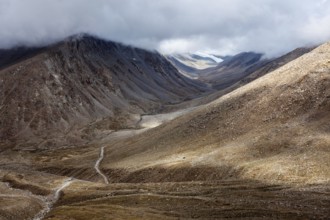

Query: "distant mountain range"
<box><xmin>168</xmin><ymin>48</ymin><xmax>313</xmax><ymax>90</ymax></box>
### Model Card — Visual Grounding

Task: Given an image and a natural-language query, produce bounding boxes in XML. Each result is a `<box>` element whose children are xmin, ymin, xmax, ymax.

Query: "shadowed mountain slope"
<box><xmin>192</xmin><ymin>52</ymin><xmax>265</xmax><ymax>89</ymax></box>
<box><xmin>0</xmin><ymin>46</ymin><xmax>46</xmax><ymax>71</ymax></box>
<box><xmin>0</xmin><ymin>35</ymin><xmax>210</xmax><ymax>147</ymax></box>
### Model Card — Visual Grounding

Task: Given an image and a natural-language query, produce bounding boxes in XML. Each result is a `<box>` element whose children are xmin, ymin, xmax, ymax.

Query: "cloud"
<box><xmin>0</xmin><ymin>0</ymin><xmax>330</xmax><ymax>56</ymax></box>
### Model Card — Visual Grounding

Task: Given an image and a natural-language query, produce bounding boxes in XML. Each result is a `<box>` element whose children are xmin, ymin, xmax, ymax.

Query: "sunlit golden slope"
<box><xmin>2</xmin><ymin>42</ymin><xmax>329</xmax><ymax>220</ymax></box>
<box><xmin>99</xmin><ymin>42</ymin><xmax>330</xmax><ymax>185</ymax></box>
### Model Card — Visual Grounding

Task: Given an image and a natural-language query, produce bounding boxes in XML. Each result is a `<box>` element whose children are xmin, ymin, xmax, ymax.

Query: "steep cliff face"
<box><xmin>0</xmin><ymin>34</ymin><xmax>210</xmax><ymax>145</ymax></box>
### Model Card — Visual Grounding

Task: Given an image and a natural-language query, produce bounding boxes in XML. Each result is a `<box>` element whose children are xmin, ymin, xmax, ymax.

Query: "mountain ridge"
<box><xmin>0</xmin><ymin>34</ymin><xmax>211</xmax><ymax>148</ymax></box>
<box><xmin>93</xmin><ymin>42</ymin><xmax>330</xmax><ymax>185</ymax></box>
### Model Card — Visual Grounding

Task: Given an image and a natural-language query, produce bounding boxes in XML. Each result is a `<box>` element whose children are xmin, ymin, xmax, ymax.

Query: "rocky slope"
<box><xmin>0</xmin><ymin>37</ymin><xmax>329</xmax><ymax>220</ymax></box>
<box><xmin>23</xmin><ymin>40</ymin><xmax>330</xmax><ymax>220</ymax></box>
<box><xmin>0</xmin><ymin>34</ymin><xmax>210</xmax><ymax>149</ymax></box>
<box><xmin>90</xmin><ymin>42</ymin><xmax>330</xmax><ymax>185</ymax></box>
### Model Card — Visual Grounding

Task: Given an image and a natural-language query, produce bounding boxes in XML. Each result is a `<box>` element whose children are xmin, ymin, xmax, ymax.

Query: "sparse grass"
<box><xmin>1</xmin><ymin>42</ymin><xmax>330</xmax><ymax>219</ymax></box>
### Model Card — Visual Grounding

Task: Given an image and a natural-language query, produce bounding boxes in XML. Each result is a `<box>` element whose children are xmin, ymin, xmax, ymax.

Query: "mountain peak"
<box><xmin>65</xmin><ymin>33</ymin><xmax>102</xmax><ymax>42</ymax></box>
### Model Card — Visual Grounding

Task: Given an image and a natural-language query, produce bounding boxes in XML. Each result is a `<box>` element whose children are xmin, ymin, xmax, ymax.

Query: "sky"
<box><xmin>0</xmin><ymin>0</ymin><xmax>330</xmax><ymax>56</ymax></box>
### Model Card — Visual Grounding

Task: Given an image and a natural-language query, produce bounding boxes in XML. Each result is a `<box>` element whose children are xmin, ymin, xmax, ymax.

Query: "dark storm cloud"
<box><xmin>0</xmin><ymin>0</ymin><xmax>330</xmax><ymax>56</ymax></box>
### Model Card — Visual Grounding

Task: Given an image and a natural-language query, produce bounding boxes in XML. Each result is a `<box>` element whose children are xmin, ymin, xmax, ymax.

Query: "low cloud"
<box><xmin>0</xmin><ymin>0</ymin><xmax>330</xmax><ymax>56</ymax></box>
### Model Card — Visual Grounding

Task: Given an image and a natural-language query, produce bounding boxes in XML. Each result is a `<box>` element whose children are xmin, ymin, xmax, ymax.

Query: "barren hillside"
<box><xmin>0</xmin><ymin>35</ymin><xmax>210</xmax><ymax>149</ymax></box>
<box><xmin>0</xmin><ymin>40</ymin><xmax>329</xmax><ymax>220</ymax></box>
<box><xmin>94</xmin><ymin>42</ymin><xmax>330</xmax><ymax>185</ymax></box>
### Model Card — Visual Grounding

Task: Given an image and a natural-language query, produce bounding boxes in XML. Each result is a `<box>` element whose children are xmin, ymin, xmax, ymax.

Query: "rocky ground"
<box><xmin>0</xmin><ymin>39</ymin><xmax>329</xmax><ymax>219</ymax></box>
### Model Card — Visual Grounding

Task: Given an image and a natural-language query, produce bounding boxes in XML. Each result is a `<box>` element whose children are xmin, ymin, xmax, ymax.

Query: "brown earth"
<box><xmin>0</xmin><ymin>39</ymin><xmax>329</xmax><ymax>219</ymax></box>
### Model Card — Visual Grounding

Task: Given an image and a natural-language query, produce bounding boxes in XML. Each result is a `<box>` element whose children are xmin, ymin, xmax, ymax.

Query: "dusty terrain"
<box><xmin>0</xmin><ymin>34</ymin><xmax>210</xmax><ymax>150</ymax></box>
<box><xmin>0</xmin><ymin>38</ymin><xmax>329</xmax><ymax>219</ymax></box>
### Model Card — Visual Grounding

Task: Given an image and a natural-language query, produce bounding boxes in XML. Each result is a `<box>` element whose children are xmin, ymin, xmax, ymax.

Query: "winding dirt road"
<box><xmin>94</xmin><ymin>146</ymin><xmax>109</xmax><ymax>184</ymax></box>
<box><xmin>33</xmin><ymin>178</ymin><xmax>74</xmax><ymax>220</ymax></box>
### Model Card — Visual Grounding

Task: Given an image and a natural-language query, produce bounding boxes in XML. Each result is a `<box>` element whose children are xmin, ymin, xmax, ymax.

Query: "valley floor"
<box><xmin>0</xmin><ymin>103</ymin><xmax>329</xmax><ymax>220</ymax></box>
<box><xmin>46</xmin><ymin>181</ymin><xmax>330</xmax><ymax>220</ymax></box>
<box><xmin>1</xmin><ymin>176</ymin><xmax>329</xmax><ymax>220</ymax></box>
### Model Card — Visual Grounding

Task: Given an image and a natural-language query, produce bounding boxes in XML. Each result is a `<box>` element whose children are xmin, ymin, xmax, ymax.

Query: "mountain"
<box><xmin>93</xmin><ymin>42</ymin><xmax>329</xmax><ymax>185</ymax></box>
<box><xmin>238</xmin><ymin>47</ymin><xmax>315</xmax><ymax>85</ymax></box>
<box><xmin>23</xmin><ymin>41</ymin><xmax>329</xmax><ymax>220</ymax></box>
<box><xmin>198</xmin><ymin>52</ymin><xmax>265</xmax><ymax>88</ymax></box>
<box><xmin>197</xmin><ymin>48</ymin><xmax>313</xmax><ymax>90</ymax></box>
<box><xmin>0</xmin><ymin>46</ymin><xmax>46</xmax><ymax>70</ymax></box>
<box><xmin>165</xmin><ymin>48</ymin><xmax>313</xmax><ymax>110</ymax></box>
<box><xmin>0</xmin><ymin>34</ymin><xmax>211</xmax><ymax>148</ymax></box>
<box><xmin>0</xmin><ymin>36</ymin><xmax>329</xmax><ymax>220</ymax></box>
<box><xmin>208</xmin><ymin>47</ymin><xmax>314</xmax><ymax>93</ymax></box>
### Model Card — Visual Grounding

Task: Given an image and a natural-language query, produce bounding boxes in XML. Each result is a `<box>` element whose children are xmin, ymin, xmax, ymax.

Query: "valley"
<box><xmin>0</xmin><ymin>35</ymin><xmax>329</xmax><ymax>220</ymax></box>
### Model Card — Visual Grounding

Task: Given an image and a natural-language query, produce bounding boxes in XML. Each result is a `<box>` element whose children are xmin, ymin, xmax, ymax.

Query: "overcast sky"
<box><xmin>0</xmin><ymin>0</ymin><xmax>330</xmax><ymax>56</ymax></box>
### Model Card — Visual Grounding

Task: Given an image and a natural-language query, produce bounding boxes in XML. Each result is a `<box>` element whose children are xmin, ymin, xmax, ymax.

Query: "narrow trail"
<box><xmin>33</xmin><ymin>178</ymin><xmax>74</xmax><ymax>220</ymax></box>
<box><xmin>95</xmin><ymin>146</ymin><xmax>109</xmax><ymax>184</ymax></box>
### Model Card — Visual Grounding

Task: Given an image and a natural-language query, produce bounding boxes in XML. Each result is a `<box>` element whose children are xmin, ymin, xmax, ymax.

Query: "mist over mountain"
<box><xmin>0</xmin><ymin>34</ymin><xmax>211</xmax><ymax>148</ymax></box>
<box><xmin>1</xmin><ymin>0</ymin><xmax>330</xmax><ymax>56</ymax></box>
<box><xmin>0</xmin><ymin>1</ymin><xmax>330</xmax><ymax>220</ymax></box>
<box><xmin>0</xmin><ymin>34</ymin><xmax>328</xmax><ymax>219</ymax></box>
